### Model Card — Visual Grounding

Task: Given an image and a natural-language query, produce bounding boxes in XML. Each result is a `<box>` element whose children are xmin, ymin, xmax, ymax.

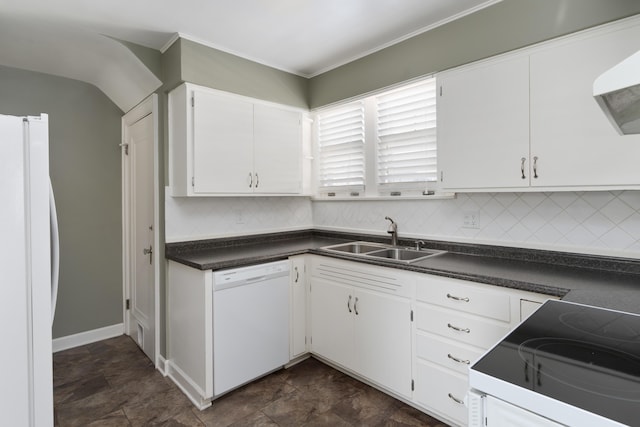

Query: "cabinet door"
<box><xmin>415</xmin><ymin>362</ymin><xmax>468</xmax><ymax>426</ymax></box>
<box><xmin>253</xmin><ymin>104</ymin><xmax>302</xmax><ymax>194</ymax></box>
<box><xmin>310</xmin><ymin>277</ymin><xmax>354</xmax><ymax>370</ymax></box>
<box><xmin>438</xmin><ymin>55</ymin><xmax>530</xmax><ymax>190</ymax></box>
<box><xmin>192</xmin><ymin>90</ymin><xmax>254</xmax><ymax>194</ymax></box>
<box><xmin>530</xmin><ymin>23</ymin><xmax>640</xmax><ymax>188</ymax></box>
<box><xmin>354</xmin><ymin>288</ymin><xmax>412</xmax><ymax>398</ymax></box>
<box><xmin>290</xmin><ymin>256</ymin><xmax>307</xmax><ymax>359</ymax></box>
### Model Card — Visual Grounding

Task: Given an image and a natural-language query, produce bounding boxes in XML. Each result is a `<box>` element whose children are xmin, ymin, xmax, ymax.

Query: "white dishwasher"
<box><xmin>213</xmin><ymin>260</ymin><xmax>290</xmax><ymax>396</ymax></box>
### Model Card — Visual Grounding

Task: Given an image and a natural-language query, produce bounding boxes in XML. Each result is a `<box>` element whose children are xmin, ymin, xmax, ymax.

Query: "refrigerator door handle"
<box><xmin>50</xmin><ymin>180</ymin><xmax>59</xmax><ymax>324</ymax></box>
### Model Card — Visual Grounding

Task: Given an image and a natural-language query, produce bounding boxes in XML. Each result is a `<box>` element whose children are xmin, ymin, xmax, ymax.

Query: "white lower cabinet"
<box><xmin>166</xmin><ymin>260</ymin><xmax>214</xmax><ymax>409</ymax></box>
<box><xmin>289</xmin><ymin>256</ymin><xmax>307</xmax><ymax>359</ymax></box>
<box><xmin>309</xmin><ymin>256</ymin><xmax>414</xmax><ymax>398</ymax></box>
<box><xmin>415</xmin><ymin>362</ymin><xmax>469</xmax><ymax>425</ymax></box>
<box><xmin>355</xmin><ymin>287</ymin><xmax>413</xmax><ymax>397</ymax></box>
<box><xmin>413</xmin><ymin>274</ymin><xmax>555</xmax><ymax>426</ymax></box>
<box><xmin>307</xmin><ymin>256</ymin><xmax>555</xmax><ymax>426</ymax></box>
<box><xmin>310</xmin><ymin>277</ymin><xmax>355</xmax><ymax>370</ymax></box>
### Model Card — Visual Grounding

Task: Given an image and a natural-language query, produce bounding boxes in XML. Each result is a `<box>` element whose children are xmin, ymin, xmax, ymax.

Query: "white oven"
<box><xmin>469</xmin><ymin>300</ymin><xmax>639</xmax><ymax>427</ymax></box>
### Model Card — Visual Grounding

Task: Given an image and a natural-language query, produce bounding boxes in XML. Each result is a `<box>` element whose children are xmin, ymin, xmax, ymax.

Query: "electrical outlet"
<box><xmin>462</xmin><ymin>211</ymin><xmax>480</xmax><ymax>229</ymax></box>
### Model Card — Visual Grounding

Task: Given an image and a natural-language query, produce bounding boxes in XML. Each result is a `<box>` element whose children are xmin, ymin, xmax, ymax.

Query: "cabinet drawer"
<box><xmin>416</xmin><ymin>304</ymin><xmax>510</xmax><ymax>349</ymax></box>
<box><xmin>416</xmin><ymin>332</ymin><xmax>484</xmax><ymax>375</ymax></box>
<box><xmin>415</xmin><ymin>361</ymin><xmax>468</xmax><ymax>426</ymax></box>
<box><xmin>416</xmin><ymin>275</ymin><xmax>511</xmax><ymax>322</ymax></box>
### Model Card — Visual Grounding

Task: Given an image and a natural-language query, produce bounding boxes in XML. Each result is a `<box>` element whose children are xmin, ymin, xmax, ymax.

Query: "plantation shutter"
<box><xmin>317</xmin><ymin>101</ymin><xmax>365</xmax><ymax>193</ymax></box>
<box><xmin>376</xmin><ymin>78</ymin><xmax>437</xmax><ymax>191</ymax></box>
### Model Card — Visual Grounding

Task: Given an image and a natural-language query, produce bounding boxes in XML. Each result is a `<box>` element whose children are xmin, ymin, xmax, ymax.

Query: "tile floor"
<box><xmin>53</xmin><ymin>335</ymin><xmax>449</xmax><ymax>426</ymax></box>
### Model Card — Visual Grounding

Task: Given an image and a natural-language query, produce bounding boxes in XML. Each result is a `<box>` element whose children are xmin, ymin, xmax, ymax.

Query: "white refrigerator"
<box><xmin>1</xmin><ymin>114</ymin><xmax>59</xmax><ymax>426</ymax></box>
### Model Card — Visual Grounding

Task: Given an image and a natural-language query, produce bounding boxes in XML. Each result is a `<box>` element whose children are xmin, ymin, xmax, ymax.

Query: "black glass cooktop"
<box><xmin>472</xmin><ymin>300</ymin><xmax>640</xmax><ymax>426</ymax></box>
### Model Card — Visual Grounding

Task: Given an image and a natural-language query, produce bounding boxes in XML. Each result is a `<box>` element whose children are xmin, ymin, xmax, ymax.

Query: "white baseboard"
<box><xmin>166</xmin><ymin>361</ymin><xmax>212</xmax><ymax>410</ymax></box>
<box><xmin>52</xmin><ymin>323</ymin><xmax>124</xmax><ymax>353</ymax></box>
<box><xmin>156</xmin><ymin>354</ymin><xmax>169</xmax><ymax>376</ymax></box>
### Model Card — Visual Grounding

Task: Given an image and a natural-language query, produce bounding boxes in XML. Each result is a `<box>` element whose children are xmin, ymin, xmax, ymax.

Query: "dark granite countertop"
<box><xmin>166</xmin><ymin>230</ymin><xmax>640</xmax><ymax>315</ymax></box>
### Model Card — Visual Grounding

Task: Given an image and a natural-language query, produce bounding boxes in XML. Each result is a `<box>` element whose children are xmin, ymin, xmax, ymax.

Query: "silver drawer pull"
<box><xmin>446</xmin><ymin>293</ymin><xmax>469</xmax><ymax>302</ymax></box>
<box><xmin>447</xmin><ymin>354</ymin><xmax>470</xmax><ymax>365</ymax></box>
<box><xmin>447</xmin><ymin>323</ymin><xmax>470</xmax><ymax>333</ymax></box>
<box><xmin>448</xmin><ymin>393</ymin><xmax>465</xmax><ymax>405</ymax></box>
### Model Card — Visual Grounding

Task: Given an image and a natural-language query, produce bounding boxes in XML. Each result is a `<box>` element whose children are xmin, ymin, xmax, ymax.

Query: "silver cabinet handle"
<box><xmin>294</xmin><ymin>266</ymin><xmax>299</xmax><ymax>283</ymax></box>
<box><xmin>447</xmin><ymin>323</ymin><xmax>470</xmax><ymax>333</ymax></box>
<box><xmin>354</xmin><ymin>297</ymin><xmax>359</xmax><ymax>315</ymax></box>
<box><xmin>447</xmin><ymin>354</ymin><xmax>470</xmax><ymax>365</ymax></box>
<box><xmin>255</xmin><ymin>173</ymin><xmax>259</xmax><ymax>188</ymax></box>
<box><xmin>248</xmin><ymin>172</ymin><xmax>253</xmax><ymax>188</ymax></box>
<box><xmin>520</xmin><ymin>157</ymin><xmax>526</xmax><ymax>179</ymax></box>
<box><xmin>347</xmin><ymin>295</ymin><xmax>352</xmax><ymax>313</ymax></box>
<box><xmin>446</xmin><ymin>293</ymin><xmax>469</xmax><ymax>302</ymax></box>
<box><xmin>448</xmin><ymin>393</ymin><xmax>465</xmax><ymax>405</ymax></box>
<box><xmin>533</xmin><ymin>156</ymin><xmax>539</xmax><ymax>179</ymax></box>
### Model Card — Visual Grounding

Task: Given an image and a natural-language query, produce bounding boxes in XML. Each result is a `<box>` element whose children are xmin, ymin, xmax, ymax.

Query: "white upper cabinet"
<box><xmin>438</xmin><ymin>55</ymin><xmax>530</xmax><ymax>190</ymax></box>
<box><xmin>438</xmin><ymin>16</ymin><xmax>640</xmax><ymax>192</ymax></box>
<box><xmin>169</xmin><ymin>83</ymin><xmax>304</xmax><ymax>196</ymax></box>
<box><xmin>192</xmin><ymin>90</ymin><xmax>254</xmax><ymax>194</ymax></box>
<box><xmin>529</xmin><ymin>21</ymin><xmax>640</xmax><ymax>188</ymax></box>
<box><xmin>253</xmin><ymin>104</ymin><xmax>303</xmax><ymax>194</ymax></box>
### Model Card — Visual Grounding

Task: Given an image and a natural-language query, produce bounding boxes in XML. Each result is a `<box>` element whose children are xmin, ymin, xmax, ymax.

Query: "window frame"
<box><xmin>312</xmin><ymin>75</ymin><xmax>443</xmax><ymax>200</ymax></box>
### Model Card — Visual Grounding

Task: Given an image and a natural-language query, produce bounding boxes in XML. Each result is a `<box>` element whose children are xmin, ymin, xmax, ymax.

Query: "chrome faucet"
<box><xmin>385</xmin><ymin>216</ymin><xmax>398</xmax><ymax>246</ymax></box>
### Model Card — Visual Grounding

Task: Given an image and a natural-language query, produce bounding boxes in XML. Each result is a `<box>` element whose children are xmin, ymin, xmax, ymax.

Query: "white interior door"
<box><xmin>125</xmin><ymin>112</ymin><xmax>155</xmax><ymax>362</ymax></box>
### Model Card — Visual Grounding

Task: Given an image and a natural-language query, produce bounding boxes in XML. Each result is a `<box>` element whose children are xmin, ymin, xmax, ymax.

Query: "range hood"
<box><xmin>593</xmin><ymin>50</ymin><xmax>640</xmax><ymax>135</ymax></box>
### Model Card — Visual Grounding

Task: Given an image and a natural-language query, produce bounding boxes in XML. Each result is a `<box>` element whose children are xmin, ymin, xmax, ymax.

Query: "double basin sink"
<box><xmin>321</xmin><ymin>241</ymin><xmax>446</xmax><ymax>264</ymax></box>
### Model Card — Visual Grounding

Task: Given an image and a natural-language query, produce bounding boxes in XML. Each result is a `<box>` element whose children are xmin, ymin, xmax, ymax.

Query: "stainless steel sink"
<box><xmin>322</xmin><ymin>241</ymin><xmax>387</xmax><ymax>254</ymax></box>
<box><xmin>367</xmin><ymin>248</ymin><xmax>442</xmax><ymax>262</ymax></box>
<box><xmin>321</xmin><ymin>241</ymin><xmax>446</xmax><ymax>264</ymax></box>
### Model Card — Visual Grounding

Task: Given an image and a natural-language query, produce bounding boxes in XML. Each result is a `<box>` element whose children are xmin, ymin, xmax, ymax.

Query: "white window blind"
<box><xmin>376</xmin><ymin>78</ymin><xmax>437</xmax><ymax>190</ymax></box>
<box><xmin>317</xmin><ymin>101</ymin><xmax>365</xmax><ymax>192</ymax></box>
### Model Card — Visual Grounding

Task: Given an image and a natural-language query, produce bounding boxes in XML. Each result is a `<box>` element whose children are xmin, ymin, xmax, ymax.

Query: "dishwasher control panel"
<box><xmin>213</xmin><ymin>260</ymin><xmax>290</xmax><ymax>290</ymax></box>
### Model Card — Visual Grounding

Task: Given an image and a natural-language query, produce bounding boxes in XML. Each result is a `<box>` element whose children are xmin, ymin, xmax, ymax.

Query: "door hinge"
<box><xmin>439</xmin><ymin>85</ymin><xmax>443</xmax><ymax>96</ymax></box>
<box><xmin>126</xmin><ymin>299</ymin><xmax>130</xmax><ymax>310</ymax></box>
<box><xmin>440</xmin><ymin>171</ymin><xmax>444</xmax><ymax>182</ymax></box>
<box><xmin>410</xmin><ymin>310</ymin><xmax>414</xmax><ymax>322</ymax></box>
<box><xmin>191</xmin><ymin>96</ymin><xmax>195</xmax><ymax>107</ymax></box>
<box><xmin>411</xmin><ymin>379</ymin><xmax>415</xmax><ymax>391</ymax></box>
<box><xmin>119</xmin><ymin>143</ymin><xmax>129</xmax><ymax>155</ymax></box>
<box><xmin>192</xmin><ymin>176</ymin><xmax>195</xmax><ymax>187</ymax></box>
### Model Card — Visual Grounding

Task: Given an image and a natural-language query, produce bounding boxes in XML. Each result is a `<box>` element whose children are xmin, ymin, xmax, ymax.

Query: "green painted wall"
<box><xmin>177</xmin><ymin>38</ymin><xmax>308</xmax><ymax>108</ymax></box>
<box><xmin>0</xmin><ymin>65</ymin><xmax>124</xmax><ymax>339</ymax></box>
<box><xmin>309</xmin><ymin>0</ymin><xmax>640</xmax><ymax>108</ymax></box>
<box><xmin>116</xmin><ymin>38</ymin><xmax>163</xmax><ymax>81</ymax></box>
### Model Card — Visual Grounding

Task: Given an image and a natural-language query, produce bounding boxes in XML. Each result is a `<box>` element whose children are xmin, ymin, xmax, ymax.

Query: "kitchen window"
<box><xmin>316</xmin><ymin>101</ymin><xmax>365</xmax><ymax>194</ymax></box>
<box><xmin>314</xmin><ymin>76</ymin><xmax>438</xmax><ymax>198</ymax></box>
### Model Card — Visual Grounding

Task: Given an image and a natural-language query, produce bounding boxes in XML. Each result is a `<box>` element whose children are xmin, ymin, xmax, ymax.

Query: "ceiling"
<box><xmin>0</xmin><ymin>0</ymin><xmax>501</xmax><ymax>111</ymax></box>
<box><xmin>1</xmin><ymin>0</ymin><xmax>500</xmax><ymax>78</ymax></box>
